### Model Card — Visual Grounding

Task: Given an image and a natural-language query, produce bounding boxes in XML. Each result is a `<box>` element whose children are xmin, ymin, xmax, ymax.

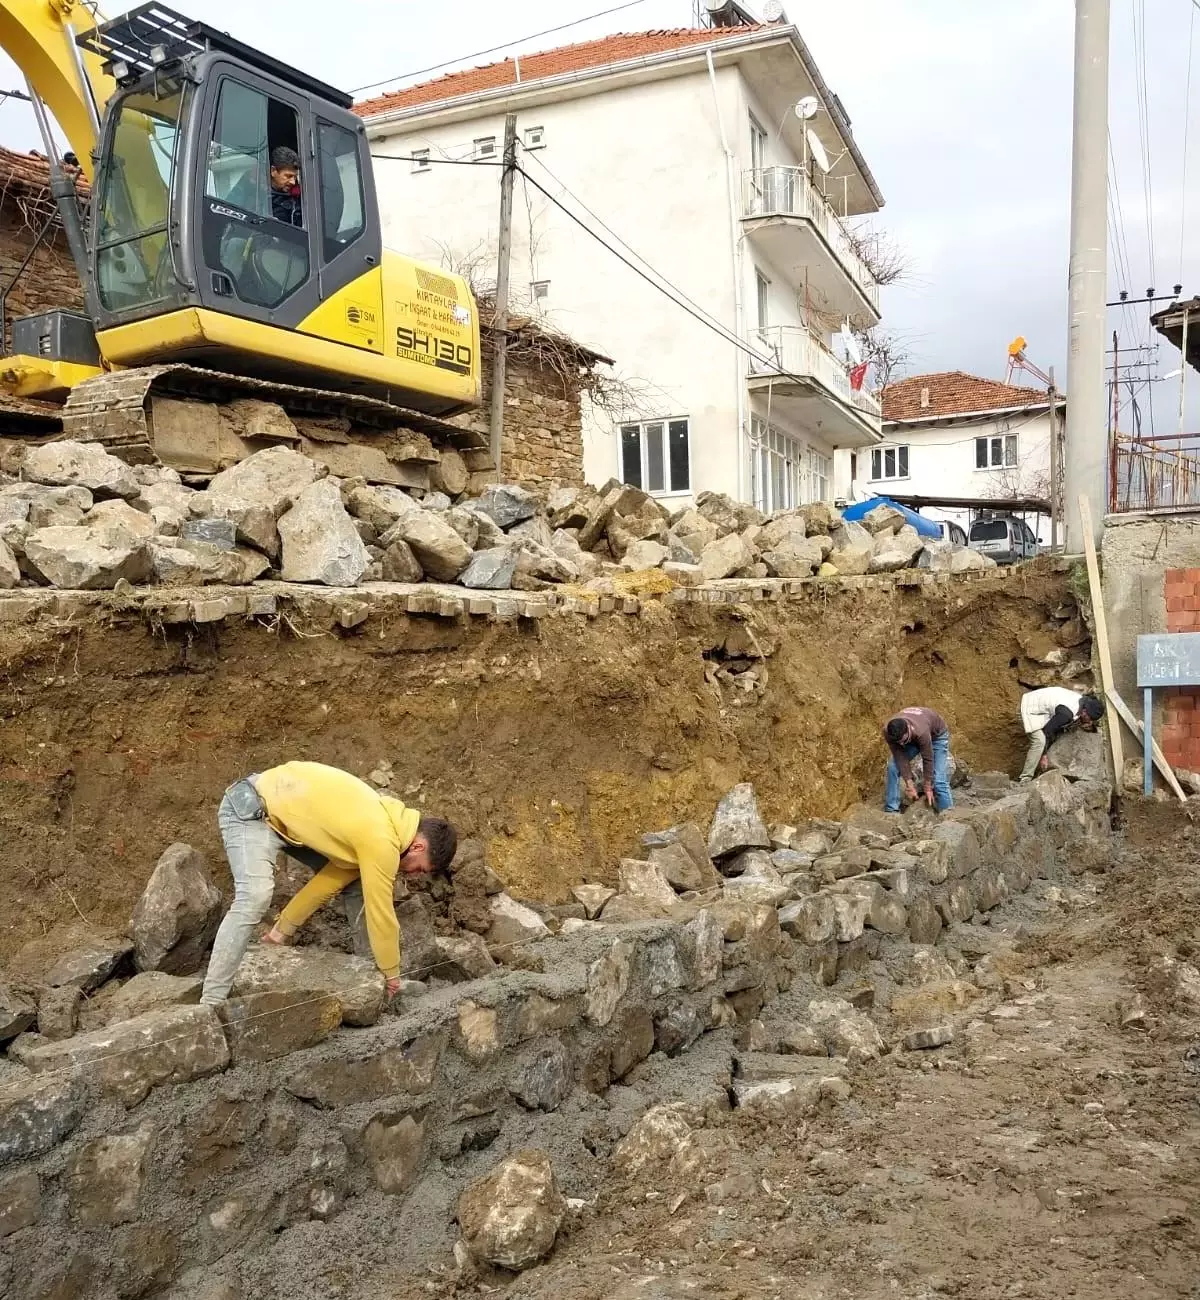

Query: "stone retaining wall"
<box><xmin>0</xmin><ymin>769</ymin><xmax>1111</xmax><ymax>1300</ymax></box>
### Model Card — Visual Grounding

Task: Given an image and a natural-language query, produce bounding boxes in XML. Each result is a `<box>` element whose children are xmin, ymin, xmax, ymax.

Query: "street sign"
<box><xmin>1137</xmin><ymin>633</ymin><xmax>1200</xmax><ymax>687</ymax></box>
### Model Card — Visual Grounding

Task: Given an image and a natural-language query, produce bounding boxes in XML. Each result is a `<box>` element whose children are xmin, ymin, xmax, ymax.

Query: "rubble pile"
<box><xmin>0</xmin><ymin>439</ymin><xmax>997</xmax><ymax>595</ymax></box>
<box><xmin>0</xmin><ymin>738</ymin><xmax>1111</xmax><ymax>1295</ymax></box>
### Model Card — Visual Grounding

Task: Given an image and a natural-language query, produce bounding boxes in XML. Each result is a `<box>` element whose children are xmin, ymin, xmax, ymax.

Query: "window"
<box><xmin>750</xmin><ymin>114</ymin><xmax>767</xmax><ymax>176</ymax></box>
<box><xmin>524</xmin><ymin>125</ymin><xmax>545</xmax><ymax>150</ymax></box>
<box><xmin>756</xmin><ymin>271</ymin><xmax>770</xmax><ymax>332</ymax></box>
<box><xmin>474</xmin><ymin>136</ymin><xmax>496</xmax><ymax>160</ymax></box>
<box><xmin>975</xmin><ymin>433</ymin><xmax>1018</xmax><ymax>469</ymax></box>
<box><xmin>749</xmin><ymin>416</ymin><xmax>823</xmax><ymax>512</ymax></box>
<box><xmin>317</xmin><ymin>120</ymin><xmax>366</xmax><ymax>262</ymax></box>
<box><xmin>870</xmin><ymin>444</ymin><xmax>910</xmax><ymax>481</ymax></box>
<box><xmin>411</xmin><ymin>148</ymin><xmax>431</xmax><ymax>173</ymax></box>
<box><xmin>620</xmin><ymin>419</ymin><xmax>690</xmax><ymax>494</ymax></box>
<box><xmin>202</xmin><ymin>79</ymin><xmax>309</xmax><ymax>308</ymax></box>
<box><xmin>531</xmin><ymin>280</ymin><xmax>550</xmax><ymax>304</ymax></box>
<box><xmin>808</xmin><ymin>447</ymin><xmax>831</xmax><ymax>502</ymax></box>
<box><xmin>95</xmin><ymin>80</ymin><xmax>185</xmax><ymax>312</ymax></box>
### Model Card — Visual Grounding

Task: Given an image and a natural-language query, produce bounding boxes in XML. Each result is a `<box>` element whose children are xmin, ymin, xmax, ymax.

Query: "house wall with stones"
<box><xmin>0</xmin><ymin>149</ymin><xmax>85</xmax><ymax>352</ymax></box>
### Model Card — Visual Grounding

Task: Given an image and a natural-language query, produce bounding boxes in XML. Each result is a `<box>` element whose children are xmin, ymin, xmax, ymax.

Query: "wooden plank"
<box><xmin>1105</xmin><ymin>686</ymin><xmax>1189</xmax><ymax>802</ymax></box>
<box><xmin>1078</xmin><ymin>494</ymin><xmax>1125</xmax><ymax>784</ymax></box>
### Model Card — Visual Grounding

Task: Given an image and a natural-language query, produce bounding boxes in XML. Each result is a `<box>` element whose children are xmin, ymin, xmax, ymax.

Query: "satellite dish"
<box><xmin>794</xmin><ymin>96</ymin><xmax>820</xmax><ymax>121</ymax></box>
<box><xmin>762</xmin><ymin>0</ymin><xmax>787</xmax><ymax>21</ymax></box>
<box><xmin>806</xmin><ymin>128</ymin><xmax>830</xmax><ymax>173</ymax></box>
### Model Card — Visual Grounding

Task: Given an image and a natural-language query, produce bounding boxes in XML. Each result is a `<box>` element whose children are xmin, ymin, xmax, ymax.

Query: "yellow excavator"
<box><xmin>0</xmin><ymin>1</ymin><xmax>482</xmax><ymax>472</ymax></box>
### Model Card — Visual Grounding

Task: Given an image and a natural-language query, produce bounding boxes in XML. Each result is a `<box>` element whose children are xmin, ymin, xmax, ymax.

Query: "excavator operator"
<box><xmin>267</xmin><ymin>145</ymin><xmax>303</xmax><ymax>227</ymax></box>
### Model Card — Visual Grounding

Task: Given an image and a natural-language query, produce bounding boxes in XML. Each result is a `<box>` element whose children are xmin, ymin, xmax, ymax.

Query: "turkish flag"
<box><xmin>850</xmin><ymin>362</ymin><xmax>869</xmax><ymax>391</ymax></box>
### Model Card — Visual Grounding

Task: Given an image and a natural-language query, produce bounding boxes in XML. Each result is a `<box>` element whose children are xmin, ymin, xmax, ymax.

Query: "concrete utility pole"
<box><xmin>1064</xmin><ymin>0</ymin><xmax>1111</xmax><ymax>550</ymax></box>
<box><xmin>1048</xmin><ymin>365</ymin><xmax>1061</xmax><ymax>552</ymax></box>
<box><xmin>489</xmin><ymin>113</ymin><xmax>519</xmax><ymax>476</ymax></box>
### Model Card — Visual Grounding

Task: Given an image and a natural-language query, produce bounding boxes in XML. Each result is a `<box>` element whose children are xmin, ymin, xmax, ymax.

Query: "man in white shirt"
<box><xmin>1019</xmin><ymin>688</ymin><xmax>1104</xmax><ymax>781</ymax></box>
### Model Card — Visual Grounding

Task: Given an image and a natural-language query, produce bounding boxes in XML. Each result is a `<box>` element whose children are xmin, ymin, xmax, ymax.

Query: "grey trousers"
<box><xmin>1020</xmin><ymin>731</ymin><xmax>1048</xmax><ymax>781</ymax></box>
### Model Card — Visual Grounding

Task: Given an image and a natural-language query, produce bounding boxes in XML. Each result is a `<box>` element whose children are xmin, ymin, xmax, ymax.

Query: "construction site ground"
<box><xmin>402</xmin><ymin>801</ymin><xmax>1200</xmax><ymax>1300</ymax></box>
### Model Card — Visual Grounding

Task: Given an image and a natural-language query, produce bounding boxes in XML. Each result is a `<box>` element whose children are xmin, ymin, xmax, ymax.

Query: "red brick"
<box><xmin>1168</xmin><ymin>596</ymin><xmax>1187</xmax><ymax>613</ymax></box>
<box><xmin>1185</xmin><ymin>568</ymin><xmax>1200</xmax><ymax>584</ymax></box>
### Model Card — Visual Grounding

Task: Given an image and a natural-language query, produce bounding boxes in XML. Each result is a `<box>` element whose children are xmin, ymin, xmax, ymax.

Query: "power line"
<box><xmin>1181</xmin><ymin>0</ymin><xmax>1196</xmax><ymax>283</ymax></box>
<box><xmin>370</xmin><ymin>153</ymin><xmax>503</xmax><ymax>167</ymax></box>
<box><xmin>1131</xmin><ymin>0</ymin><xmax>1157</xmax><ymax>308</ymax></box>
<box><xmin>351</xmin><ymin>0</ymin><xmax>650</xmax><ymax>95</ymax></box>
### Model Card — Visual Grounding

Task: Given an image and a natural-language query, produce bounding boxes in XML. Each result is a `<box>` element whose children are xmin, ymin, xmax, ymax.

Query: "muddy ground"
<box><xmin>0</xmin><ymin>568</ymin><xmax>1082</xmax><ymax>957</ymax></box>
<box><xmin>374</xmin><ymin>800</ymin><xmax>1200</xmax><ymax>1300</ymax></box>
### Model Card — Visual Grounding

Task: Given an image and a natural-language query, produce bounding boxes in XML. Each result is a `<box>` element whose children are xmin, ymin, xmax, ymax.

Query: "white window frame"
<box><xmin>530</xmin><ymin>279</ymin><xmax>550</xmax><ymax>305</ymax></box>
<box><xmin>618</xmin><ymin>418</ymin><xmax>691</xmax><ymax>496</ymax></box>
<box><xmin>524</xmin><ymin>125</ymin><xmax>546</xmax><ymax>150</ymax></box>
<box><xmin>749</xmin><ymin>415</ymin><xmax>824</xmax><ymax>512</ymax></box>
<box><xmin>807</xmin><ymin>446</ymin><xmax>832</xmax><ymax>503</ymax></box>
<box><xmin>755</xmin><ymin>270</ymin><xmax>770</xmax><ymax>332</ymax></box>
<box><xmin>974</xmin><ymin>433</ymin><xmax>1018</xmax><ymax>470</ymax></box>
<box><xmin>473</xmin><ymin>136</ymin><xmax>497</xmax><ymax>160</ymax></box>
<box><xmin>870</xmin><ymin>444</ymin><xmax>910</xmax><ymax>482</ymax></box>
<box><xmin>410</xmin><ymin>148</ymin><xmax>431</xmax><ymax>174</ymax></box>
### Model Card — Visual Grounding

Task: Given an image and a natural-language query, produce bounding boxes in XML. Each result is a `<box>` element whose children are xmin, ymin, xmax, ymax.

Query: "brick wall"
<box><xmin>1160</xmin><ymin>567</ymin><xmax>1200</xmax><ymax>770</ymax></box>
<box><xmin>0</xmin><ymin>203</ymin><xmax>85</xmax><ymax>351</ymax></box>
<box><xmin>453</xmin><ymin>346</ymin><xmax>587</xmax><ymax>487</ymax></box>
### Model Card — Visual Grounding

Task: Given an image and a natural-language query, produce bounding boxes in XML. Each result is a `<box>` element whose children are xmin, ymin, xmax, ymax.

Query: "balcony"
<box><xmin>742</xmin><ymin>167</ymin><xmax>881</xmax><ymax>324</ymax></box>
<box><xmin>748</xmin><ymin>325</ymin><xmax>882</xmax><ymax>448</ymax></box>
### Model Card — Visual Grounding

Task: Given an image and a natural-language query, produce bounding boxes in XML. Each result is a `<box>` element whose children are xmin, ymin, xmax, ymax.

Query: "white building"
<box><xmin>358</xmin><ymin>16</ymin><xmax>885</xmax><ymax>509</ymax></box>
<box><xmin>847</xmin><ymin>371</ymin><xmax>1057</xmax><ymax>538</ymax></box>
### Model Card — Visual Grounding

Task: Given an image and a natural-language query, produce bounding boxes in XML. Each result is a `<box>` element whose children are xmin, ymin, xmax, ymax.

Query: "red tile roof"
<box><xmin>882</xmin><ymin>371</ymin><xmax>1051</xmax><ymax>422</ymax></box>
<box><xmin>356</xmin><ymin>26</ymin><xmax>768</xmax><ymax>118</ymax></box>
<box><xmin>0</xmin><ymin>146</ymin><xmax>88</xmax><ymax>196</ymax></box>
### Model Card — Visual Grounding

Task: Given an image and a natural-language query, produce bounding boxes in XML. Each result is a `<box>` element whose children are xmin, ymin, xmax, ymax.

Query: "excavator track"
<box><xmin>59</xmin><ymin>364</ymin><xmax>489</xmax><ymax>484</ymax></box>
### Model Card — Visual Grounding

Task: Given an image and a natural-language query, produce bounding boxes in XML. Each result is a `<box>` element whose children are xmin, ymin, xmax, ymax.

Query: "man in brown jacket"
<box><xmin>883</xmin><ymin>706</ymin><xmax>953</xmax><ymax>812</ymax></box>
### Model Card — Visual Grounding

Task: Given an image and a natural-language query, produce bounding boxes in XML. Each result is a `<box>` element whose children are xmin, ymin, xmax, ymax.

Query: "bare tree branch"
<box><xmin>844</xmin><ymin>222</ymin><xmax>912</xmax><ymax>287</ymax></box>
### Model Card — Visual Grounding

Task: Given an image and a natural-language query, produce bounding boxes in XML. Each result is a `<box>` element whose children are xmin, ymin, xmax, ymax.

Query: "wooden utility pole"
<box><xmin>489</xmin><ymin>113</ymin><xmax>518</xmax><ymax>476</ymax></box>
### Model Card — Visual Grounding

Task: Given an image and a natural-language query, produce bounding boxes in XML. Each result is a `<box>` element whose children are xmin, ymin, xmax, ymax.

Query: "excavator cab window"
<box><xmin>94</xmin><ymin>78</ymin><xmax>187</xmax><ymax>314</ymax></box>
<box><xmin>202</xmin><ymin>78</ymin><xmax>309</xmax><ymax>308</ymax></box>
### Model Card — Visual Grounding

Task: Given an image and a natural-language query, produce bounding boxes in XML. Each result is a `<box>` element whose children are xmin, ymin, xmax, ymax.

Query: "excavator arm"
<box><xmin>0</xmin><ymin>1</ymin><xmax>114</xmax><ymax>177</ymax></box>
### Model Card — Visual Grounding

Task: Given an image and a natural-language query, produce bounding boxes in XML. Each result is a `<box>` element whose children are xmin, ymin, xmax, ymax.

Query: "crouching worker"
<box><xmin>1018</xmin><ymin>688</ymin><xmax>1104</xmax><ymax>781</ymax></box>
<box><xmin>884</xmin><ymin>706</ymin><xmax>953</xmax><ymax>813</ymax></box>
<box><xmin>200</xmin><ymin>761</ymin><xmax>458</xmax><ymax>1005</ymax></box>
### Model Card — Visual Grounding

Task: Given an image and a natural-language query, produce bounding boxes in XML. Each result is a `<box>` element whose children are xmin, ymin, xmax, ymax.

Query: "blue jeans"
<box><xmin>885</xmin><ymin>732</ymin><xmax>953</xmax><ymax>812</ymax></box>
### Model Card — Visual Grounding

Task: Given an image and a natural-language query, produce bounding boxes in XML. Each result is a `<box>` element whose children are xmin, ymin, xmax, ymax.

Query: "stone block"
<box><xmin>0</xmin><ymin>1167</ymin><xmax>39</xmax><ymax>1237</ymax></box>
<box><xmin>907</xmin><ymin>894</ymin><xmax>943</xmax><ymax>945</ymax></box>
<box><xmin>473</xmin><ymin>484</ymin><xmax>539</xmax><ymax>530</ymax></box>
<box><xmin>643</xmin><ymin>936</ymin><xmax>686</xmax><ymax>996</ymax></box>
<box><xmin>132</xmin><ymin>842</ymin><xmax>223</xmax><ymax>976</ymax></box>
<box><xmin>363</xmin><ymin>1111</ymin><xmax>428</xmax><ymax>1193</ymax></box>
<box><xmin>35</xmin><ymin>984</ymin><xmax>81</xmax><ymax>1041</ymax></box>
<box><xmin>65</xmin><ymin>1127</ymin><xmax>153</xmax><ymax>1227</ymax></box>
<box><xmin>90</xmin><ymin>971</ymin><xmax>204</xmax><ymax>1029</ymax></box>
<box><xmin>0</xmin><ymin>1071</ymin><xmax>82</xmax><ymax>1165</ymax></box>
<box><xmin>511</xmin><ymin>1041</ymin><xmax>572</xmax><ymax>1112</ymax></box>
<box><xmin>973</xmin><ymin>864</ymin><xmax>1008</xmax><ymax>911</ymax></box>
<box><xmin>708</xmin><ymin>783</ymin><xmax>770</xmax><ymax>860</ymax></box>
<box><xmin>487</xmin><ymin>893</ymin><xmax>550</xmax><ymax>950</ymax></box>
<box><xmin>586</xmin><ymin>939</ymin><xmax>634</xmax><ymax>1027</ymax></box>
<box><xmin>904</xmin><ymin>1025</ymin><xmax>955</xmax><ymax>1050</ymax></box>
<box><xmin>681</xmin><ymin>909</ymin><xmax>724</xmax><ymax>990</ymax></box>
<box><xmin>571</xmin><ymin>883</ymin><xmax>615</xmax><ymax>918</ymax></box>
<box><xmin>386</xmin><ymin>508</ymin><xmax>471</xmax><ymax>581</ymax></box>
<box><xmin>458</xmin><ymin>1149</ymin><xmax>566</xmax><ymax>1271</ymax></box>
<box><xmin>22</xmin><ymin>440</ymin><xmax>139</xmax><ymax>499</ymax></box>
<box><xmin>230</xmin><ymin>945</ymin><xmax>385</xmax><ymax>1027</ymax></box>
<box><xmin>612</xmin><ymin>1105</ymin><xmax>700</xmax><ymax>1178</ymax></box>
<box><xmin>457</xmin><ymin>1000</ymin><xmax>501</xmax><ymax>1062</ymax></box>
<box><xmin>286</xmin><ymin>1031</ymin><xmax>443</xmax><ymax>1108</ymax></box>
<box><xmin>20</xmin><ymin>1005</ymin><xmax>229</xmax><ymax>1106</ymax></box>
<box><xmin>460</xmin><ymin>544</ymin><xmax>518</xmax><ymax>589</ymax></box>
<box><xmin>934</xmin><ymin>879</ymin><xmax>976</xmax><ymax>925</ymax></box>
<box><xmin>654</xmin><ymin>1002</ymin><xmax>704</xmax><ymax>1056</ymax></box>
<box><xmin>44</xmin><ymin>939</ymin><xmax>134</xmax><ymax>993</ymax></box>
<box><xmin>609</xmin><ymin>1006</ymin><xmax>655</xmax><ymax>1080</ymax></box>
<box><xmin>828</xmin><ymin>521</ymin><xmax>873</xmax><ymax>575</ymax></box>
<box><xmin>930</xmin><ymin>822</ymin><xmax>981</xmax><ymax>878</ymax></box>
<box><xmin>617</xmin><ymin>858</ymin><xmax>679</xmax><ymax>913</ymax></box>
<box><xmin>278</xmin><ymin>478</ymin><xmax>370</xmax><ymax>586</ymax></box>
<box><xmin>808</xmin><ymin>998</ymin><xmax>884</xmax><ymax>1063</ymax></box>
<box><xmin>218</xmin><ymin>990</ymin><xmax>342</xmax><ymax>1064</ymax></box>
<box><xmin>644</xmin><ymin>827</ymin><xmax>720</xmax><ymax>892</ymax></box>
<box><xmin>0</xmin><ymin>981</ymin><xmax>35</xmax><ymax>1044</ymax></box>
<box><xmin>512</xmin><ymin>992</ymin><xmax>582</xmax><ymax>1040</ymax></box>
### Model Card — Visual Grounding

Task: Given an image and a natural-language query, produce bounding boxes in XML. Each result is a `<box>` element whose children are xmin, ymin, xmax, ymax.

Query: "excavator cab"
<box><xmin>63</xmin><ymin>3</ymin><xmax>479</xmax><ymax>415</ymax></box>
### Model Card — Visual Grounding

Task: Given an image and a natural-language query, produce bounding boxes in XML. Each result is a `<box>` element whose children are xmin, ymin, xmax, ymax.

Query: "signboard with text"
<box><xmin>1137</xmin><ymin>633</ymin><xmax>1200</xmax><ymax>687</ymax></box>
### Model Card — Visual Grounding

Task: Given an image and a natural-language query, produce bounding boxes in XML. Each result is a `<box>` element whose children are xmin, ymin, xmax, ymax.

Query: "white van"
<box><xmin>968</xmin><ymin>515</ymin><xmax>1039</xmax><ymax>564</ymax></box>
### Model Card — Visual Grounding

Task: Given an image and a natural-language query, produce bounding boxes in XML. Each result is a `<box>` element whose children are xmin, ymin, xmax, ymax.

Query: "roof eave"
<box><xmin>883</xmin><ymin>401</ymin><xmax>1054</xmax><ymax>427</ymax></box>
<box><xmin>360</xmin><ymin>26</ymin><xmax>883</xmax><ymax>207</ymax></box>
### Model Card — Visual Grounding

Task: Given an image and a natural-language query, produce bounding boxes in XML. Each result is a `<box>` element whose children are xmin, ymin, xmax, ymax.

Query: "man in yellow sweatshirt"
<box><xmin>200</xmin><ymin>762</ymin><xmax>458</xmax><ymax>1004</ymax></box>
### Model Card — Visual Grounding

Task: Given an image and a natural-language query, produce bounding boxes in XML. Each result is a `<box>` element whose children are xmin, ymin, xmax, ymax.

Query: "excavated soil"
<box><xmin>0</xmin><ymin>569</ymin><xmax>1081</xmax><ymax>959</ymax></box>
<box><xmin>382</xmin><ymin>801</ymin><xmax>1200</xmax><ymax>1300</ymax></box>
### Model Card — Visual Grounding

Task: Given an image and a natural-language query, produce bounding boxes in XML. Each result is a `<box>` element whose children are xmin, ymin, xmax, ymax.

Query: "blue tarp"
<box><xmin>841</xmin><ymin>495</ymin><xmax>943</xmax><ymax>540</ymax></box>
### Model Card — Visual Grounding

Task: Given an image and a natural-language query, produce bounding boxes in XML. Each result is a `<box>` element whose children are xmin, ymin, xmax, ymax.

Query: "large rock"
<box><xmin>86</xmin><ymin>498</ymin><xmax>157</xmax><ymax>540</ymax></box>
<box><xmin>827</xmin><ymin>521</ymin><xmax>874</xmax><ymax>575</ymax></box>
<box><xmin>641</xmin><ymin>823</ymin><xmax>720</xmax><ymax>891</ymax></box>
<box><xmin>131</xmin><ymin>842</ymin><xmax>223</xmax><ymax>975</ymax></box>
<box><xmin>21</xmin><ymin>1005</ymin><xmax>228</xmax><ymax>1106</ymax></box>
<box><xmin>585</xmin><ymin>939</ymin><xmax>634</xmax><ymax>1027</ymax></box>
<box><xmin>622</xmin><ymin>538</ymin><xmax>668</xmax><ymax>571</ymax></box>
<box><xmin>762</xmin><ymin>535</ymin><xmax>823</xmax><ymax>578</ymax></box>
<box><xmin>0</xmin><ymin>539</ymin><xmax>18</xmax><ymax>589</ymax></box>
<box><xmin>149</xmin><ymin>540</ymin><xmax>269</xmax><ymax>586</ymax></box>
<box><xmin>1046</xmin><ymin>729</ymin><xmax>1108</xmax><ymax>782</ymax></box>
<box><xmin>758</xmin><ymin>511</ymin><xmax>808</xmax><ymax>551</ymax></box>
<box><xmin>380</xmin><ymin>538</ymin><xmax>424</xmax><ymax>582</ymax></box>
<box><xmin>230</xmin><ymin>945</ymin><xmax>385</xmax><ymax>1027</ymax></box>
<box><xmin>511</xmin><ymin>1041</ymin><xmax>572</xmax><ymax>1112</ymax></box>
<box><xmin>35</xmin><ymin>985</ymin><xmax>81</xmax><ymax>1041</ymax></box>
<box><xmin>458</xmin><ymin>1149</ymin><xmax>566</xmax><ymax>1271</ymax></box>
<box><xmin>364</xmin><ymin>1111</ymin><xmax>428</xmax><ymax>1194</ymax></box>
<box><xmin>612</xmin><ymin>1105</ymin><xmax>700</xmax><ymax>1178</ymax></box>
<box><xmin>23</xmin><ymin>523</ymin><xmax>151</xmax><ymax>589</ymax></box>
<box><xmin>0</xmin><ymin>1168</ymin><xmax>40</xmax><ymax>1237</ymax></box>
<box><xmin>473</xmin><ymin>484</ymin><xmax>539</xmax><ymax>531</ymax></box>
<box><xmin>91</xmin><ymin>972</ymin><xmax>204</xmax><ymax>1028</ymax></box>
<box><xmin>203</xmin><ymin>446</ymin><xmax>320</xmax><ymax>558</ymax></box>
<box><xmin>22</xmin><ymin>441</ymin><xmax>139</xmax><ymax>499</ymax></box>
<box><xmin>45</xmin><ymin>940</ymin><xmax>133</xmax><ymax>992</ymax></box>
<box><xmin>0</xmin><ymin>1071</ymin><xmax>82</xmax><ymax>1166</ymax></box>
<box><xmin>513</xmin><ymin>539</ymin><xmax>577</xmax><ymax>588</ymax></box>
<box><xmin>387</xmin><ymin>509</ymin><xmax>471</xmax><ymax>581</ymax></box>
<box><xmin>460</xmin><ymin>545</ymin><xmax>518</xmax><ymax>589</ymax></box>
<box><xmin>65</xmin><ymin>1129</ymin><xmax>153</xmax><ymax>1227</ymax></box>
<box><xmin>431</xmin><ymin>449</ymin><xmax>470</xmax><ymax>498</ymax></box>
<box><xmin>488</xmin><ymin>894</ymin><xmax>550</xmax><ymax>950</ymax></box>
<box><xmin>135</xmin><ymin>480</ymin><xmax>193</xmax><ymax>535</ymax></box>
<box><xmin>218</xmin><ymin>989</ymin><xmax>342</xmax><ymax>1064</ymax></box>
<box><xmin>861</xmin><ymin>503</ymin><xmax>906</xmax><ymax>535</ymax></box>
<box><xmin>0</xmin><ymin>981</ymin><xmax>35</xmax><ymax>1044</ymax></box>
<box><xmin>808</xmin><ymin>997</ymin><xmax>884</xmax><ymax>1062</ymax></box>
<box><xmin>695</xmin><ymin>491</ymin><xmax>742</xmax><ymax>536</ymax></box>
<box><xmin>699</xmin><ymin>532</ymin><xmax>753</xmax><ymax>581</ymax></box>
<box><xmin>285</xmin><ymin>1032</ymin><xmax>443</xmax><ymax>1108</ymax></box>
<box><xmin>950</xmin><ymin>547</ymin><xmax>996</xmax><ymax>573</ymax></box>
<box><xmin>869</xmin><ymin>524</ymin><xmax>924</xmax><ymax>572</ymax></box>
<box><xmin>278</xmin><ymin>478</ymin><xmax>370</xmax><ymax>586</ymax></box>
<box><xmin>617</xmin><ymin>859</ymin><xmax>679</xmax><ymax>914</ymax></box>
<box><xmin>708</xmin><ymin>783</ymin><xmax>770</xmax><ymax>860</ymax></box>
<box><xmin>346</xmin><ymin>484</ymin><xmax>422</xmax><ymax>534</ymax></box>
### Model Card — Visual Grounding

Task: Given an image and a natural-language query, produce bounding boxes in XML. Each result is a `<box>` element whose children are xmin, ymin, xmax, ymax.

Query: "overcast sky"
<box><xmin>0</xmin><ymin>0</ymin><xmax>1195</xmax><ymax>428</ymax></box>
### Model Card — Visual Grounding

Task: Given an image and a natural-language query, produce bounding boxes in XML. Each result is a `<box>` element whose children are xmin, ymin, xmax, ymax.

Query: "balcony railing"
<box><xmin>1109</xmin><ymin>434</ymin><xmax>1200</xmax><ymax>514</ymax></box>
<box><xmin>750</xmin><ymin>325</ymin><xmax>882</xmax><ymax>424</ymax></box>
<box><xmin>742</xmin><ymin>166</ymin><xmax>880</xmax><ymax>313</ymax></box>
